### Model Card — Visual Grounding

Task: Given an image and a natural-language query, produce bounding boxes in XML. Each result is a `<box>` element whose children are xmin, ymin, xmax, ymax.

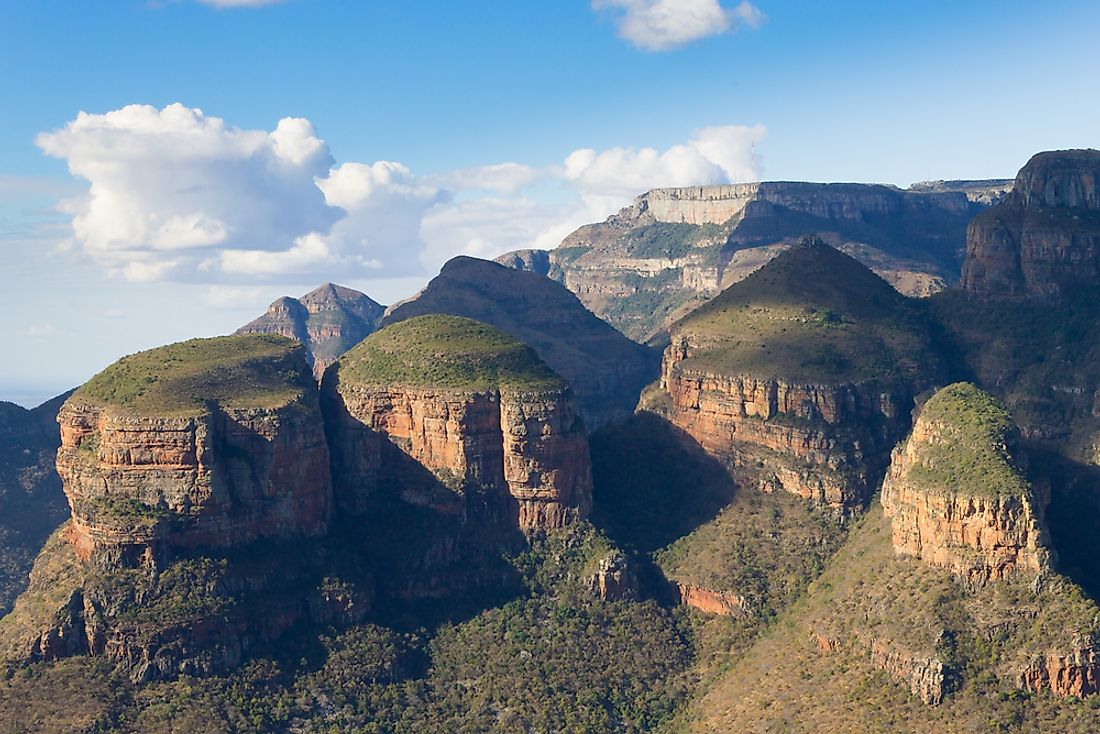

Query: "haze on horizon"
<box><xmin>1</xmin><ymin>0</ymin><xmax>1097</xmax><ymax>407</ymax></box>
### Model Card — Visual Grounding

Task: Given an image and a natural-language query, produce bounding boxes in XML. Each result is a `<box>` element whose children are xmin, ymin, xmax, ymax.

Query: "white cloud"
<box><xmin>594</xmin><ymin>0</ymin><xmax>764</xmax><ymax>51</ymax></box>
<box><xmin>562</xmin><ymin>123</ymin><xmax>765</xmax><ymax>216</ymax></box>
<box><xmin>37</xmin><ymin>104</ymin><xmax>339</xmax><ymax>279</ymax></box>
<box><xmin>38</xmin><ymin>103</ymin><xmax>764</xmax><ymax>291</ymax></box>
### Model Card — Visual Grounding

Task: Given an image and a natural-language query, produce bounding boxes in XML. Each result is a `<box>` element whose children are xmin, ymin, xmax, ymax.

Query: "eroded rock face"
<box><xmin>881</xmin><ymin>384</ymin><xmax>1053</xmax><ymax>586</ymax></box>
<box><xmin>656</xmin><ymin>337</ymin><xmax>909</xmax><ymax>510</ymax></box>
<box><xmin>56</xmin><ymin>397</ymin><xmax>332</xmax><ymax>565</ymax></box>
<box><xmin>962</xmin><ymin>150</ymin><xmax>1100</xmax><ymax>301</ymax></box>
<box><xmin>324</xmin><ymin>380</ymin><xmax>591</xmax><ymax>532</ymax></box>
<box><xmin>868</xmin><ymin>638</ymin><xmax>951</xmax><ymax>705</ymax></box>
<box><xmin>676</xmin><ymin>584</ymin><xmax>747</xmax><ymax>616</ymax></box>
<box><xmin>1019</xmin><ymin>634</ymin><xmax>1100</xmax><ymax>698</ymax></box>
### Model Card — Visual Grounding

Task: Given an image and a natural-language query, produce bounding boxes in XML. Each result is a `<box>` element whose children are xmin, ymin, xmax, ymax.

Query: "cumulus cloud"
<box><xmin>37</xmin><ymin>104</ymin><xmax>339</xmax><ymax>279</ymax></box>
<box><xmin>562</xmin><ymin>123</ymin><xmax>766</xmax><ymax>216</ymax></box>
<box><xmin>39</xmin><ymin>103</ymin><xmax>764</xmax><ymax>289</ymax></box>
<box><xmin>594</xmin><ymin>0</ymin><xmax>764</xmax><ymax>51</ymax></box>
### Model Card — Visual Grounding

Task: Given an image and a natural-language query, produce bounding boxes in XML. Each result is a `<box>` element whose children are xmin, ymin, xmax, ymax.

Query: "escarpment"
<box><xmin>882</xmin><ymin>383</ymin><xmax>1053</xmax><ymax>585</ymax></box>
<box><xmin>323</xmin><ymin>314</ymin><xmax>592</xmax><ymax>532</ymax></box>
<box><xmin>237</xmin><ymin>282</ymin><xmax>385</xmax><ymax>379</ymax></box>
<box><xmin>648</xmin><ymin>236</ymin><xmax>943</xmax><ymax>510</ymax></box>
<box><xmin>500</xmin><ymin>180</ymin><xmax>1006</xmax><ymax>341</ymax></box>
<box><xmin>962</xmin><ymin>149</ymin><xmax>1100</xmax><ymax>301</ymax></box>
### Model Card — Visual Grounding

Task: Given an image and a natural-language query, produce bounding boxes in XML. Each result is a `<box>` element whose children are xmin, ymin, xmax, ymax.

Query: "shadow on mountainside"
<box><xmin>1031</xmin><ymin>448</ymin><xmax>1100</xmax><ymax>602</ymax></box>
<box><xmin>589</xmin><ymin>411</ymin><xmax>735</xmax><ymax>556</ymax></box>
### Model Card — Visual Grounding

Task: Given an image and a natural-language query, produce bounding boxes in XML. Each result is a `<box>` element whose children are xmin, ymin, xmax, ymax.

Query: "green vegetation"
<box><xmin>907</xmin><ymin>383</ymin><xmax>1031</xmax><ymax>498</ymax></box>
<box><xmin>679</xmin><ymin>507</ymin><xmax>1100</xmax><ymax>733</ymax></box>
<box><xmin>673</xmin><ymin>239</ymin><xmax>943</xmax><ymax>383</ymax></box>
<box><xmin>76</xmin><ymin>334</ymin><xmax>310</xmax><ymax>417</ymax></box>
<box><xmin>336</xmin><ymin>314</ymin><xmax>565</xmax><ymax>391</ymax></box>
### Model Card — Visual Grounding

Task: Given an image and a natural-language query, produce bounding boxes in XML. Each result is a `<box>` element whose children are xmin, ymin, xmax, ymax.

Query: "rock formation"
<box><xmin>381</xmin><ymin>256</ymin><xmax>659</xmax><ymax>431</ymax></box>
<box><xmin>648</xmin><ymin>236</ymin><xmax>943</xmax><ymax>510</ymax></box>
<box><xmin>881</xmin><ymin>383</ymin><xmax>1053</xmax><ymax>585</ymax></box>
<box><xmin>500</xmin><ymin>180</ymin><xmax>1004</xmax><ymax>341</ymax></box>
<box><xmin>0</xmin><ymin>335</ymin><xmax>372</xmax><ymax>680</ymax></box>
<box><xmin>323</xmin><ymin>314</ymin><xmax>592</xmax><ymax>532</ymax></box>
<box><xmin>237</xmin><ymin>283</ymin><xmax>385</xmax><ymax>379</ymax></box>
<box><xmin>55</xmin><ymin>335</ymin><xmax>332</xmax><ymax>565</ymax></box>
<box><xmin>962</xmin><ymin>149</ymin><xmax>1100</xmax><ymax>300</ymax></box>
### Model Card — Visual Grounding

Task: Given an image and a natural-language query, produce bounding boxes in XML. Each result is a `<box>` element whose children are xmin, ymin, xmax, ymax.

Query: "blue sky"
<box><xmin>1</xmin><ymin>0</ymin><xmax>1098</xmax><ymax>406</ymax></box>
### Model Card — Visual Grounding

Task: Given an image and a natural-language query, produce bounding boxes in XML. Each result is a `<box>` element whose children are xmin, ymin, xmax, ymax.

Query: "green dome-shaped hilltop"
<box><xmin>333</xmin><ymin>314</ymin><xmax>566</xmax><ymax>391</ymax></box>
<box><xmin>75</xmin><ymin>334</ymin><xmax>313</xmax><ymax>416</ymax></box>
<box><xmin>671</xmin><ymin>235</ymin><xmax>941</xmax><ymax>384</ymax></box>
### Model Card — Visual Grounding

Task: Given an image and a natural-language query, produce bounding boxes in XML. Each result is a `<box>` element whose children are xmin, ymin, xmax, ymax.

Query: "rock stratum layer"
<box><xmin>881</xmin><ymin>383</ymin><xmax>1053</xmax><ymax>585</ymax></box>
<box><xmin>237</xmin><ymin>282</ymin><xmax>385</xmax><ymax>379</ymax></box>
<box><xmin>649</xmin><ymin>237</ymin><xmax>942</xmax><ymax>510</ymax></box>
<box><xmin>55</xmin><ymin>335</ymin><xmax>332</xmax><ymax>564</ymax></box>
<box><xmin>324</xmin><ymin>314</ymin><xmax>592</xmax><ymax>532</ymax></box>
<box><xmin>962</xmin><ymin>149</ymin><xmax>1100</xmax><ymax>301</ymax></box>
<box><xmin>500</xmin><ymin>180</ymin><xmax>1007</xmax><ymax>341</ymax></box>
<box><xmin>383</xmin><ymin>256</ymin><xmax>659</xmax><ymax>431</ymax></box>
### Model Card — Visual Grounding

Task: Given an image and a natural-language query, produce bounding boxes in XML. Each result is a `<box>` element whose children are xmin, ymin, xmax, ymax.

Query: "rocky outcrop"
<box><xmin>497</xmin><ymin>180</ymin><xmax>1001</xmax><ymax>341</ymax></box>
<box><xmin>237</xmin><ymin>283</ymin><xmax>385</xmax><ymax>379</ymax></box>
<box><xmin>676</xmin><ymin>584</ymin><xmax>747</xmax><ymax>616</ymax></box>
<box><xmin>382</xmin><ymin>256</ymin><xmax>659</xmax><ymax>431</ymax></box>
<box><xmin>881</xmin><ymin>383</ymin><xmax>1053</xmax><ymax>585</ymax></box>
<box><xmin>323</xmin><ymin>315</ymin><xmax>592</xmax><ymax>533</ymax></box>
<box><xmin>868</xmin><ymin>638</ymin><xmax>951</xmax><ymax>705</ymax></box>
<box><xmin>649</xmin><ymin>238</ymin><xmax>939</xmax><ymax>510</ymax></box>
<box><xmin>1019</xmin><ymin>633</ymin><xmax>1100</xmax><ymax>698</ymax></box>
<box><xmin>584</xmin><ymin>551</ymin><xmax>638</xmax><ymax>602</ymax></box>
<box><xmin>494</xmin><ymin>248</ymin><xmax>550</xmax><ymax>276</ymax></box>
<box><xmin>962</xmin><ymin>149</ymin><xmax>1100</xmax><ymax>301</ymax></box>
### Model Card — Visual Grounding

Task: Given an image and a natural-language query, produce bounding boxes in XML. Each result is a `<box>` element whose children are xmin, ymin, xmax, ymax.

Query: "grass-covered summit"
<box><xmin>334</xmin><ymin>314</ymin><xmax>566</xmax><ymax>391</ymax></box>
<box><xmin>907</xmin><ymin>382</ymin><xmax>1030</xmax><ymax>498</ymax></box>
<box><xmin>672</xmin><ymin>236</ymin><xmax>940</xmax><ymax>383</ymax></box>
<box><xmin>75</xmin><ymin>334</ymin><xmax>311</xmax><ymax>416</ymax></box>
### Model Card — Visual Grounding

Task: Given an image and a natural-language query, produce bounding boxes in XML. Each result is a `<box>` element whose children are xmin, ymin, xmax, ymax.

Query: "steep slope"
<box><xmin>0</xmin><ymin>394</ymin><xmax>70</xmax><ymax>614</ymax></box>
<box><xmin>381</xmin><ymin>256</ymin><xmax>660</xmax><ymax>431</ymax></box>
<box><xmin>647</xmin><ymin>236</ymin><xmax>945</xmax><ymax>510</ymax></box>
<box><xmin>237</xmin><ymin>283</ymin><xmax>385</xmax><ymax>379</ymax></box>
<box><xmin>962</xmin><ymin>149</ymin><xmax>1100</xmax><ymax>300</ymax></box>
<box><xmin>500</xmin><ymin>180</ymin><xmax>1008</xmax><ymax>341</ymax></box>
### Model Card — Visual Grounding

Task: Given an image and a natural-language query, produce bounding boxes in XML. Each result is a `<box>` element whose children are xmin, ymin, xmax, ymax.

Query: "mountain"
<box><xmin>0</xmin><ymin>394</ymin><xmax>70</xmax><ymax>614</ymax></box>
<box><xmin>644</xmin><ymin>235</ymin><xmax>946</xmax><ymax>511</ymax></box>
<box><xmin>236</xmin><ymin>283</ymin><xmax>385</xmax><ymax>379</ymax></box>
<box><xmin>381</xmin><ymin>256</ymin><xmax>661</xmax><ymax>431</ymax></box>
<box><xmin>498</xmin><ymin>179</ymin><xmax>1010</xmax><ymax>342</ymax></box>
<box><xmin>962</xmin><ymin>149</ymin><xmax>1100</xmax><ymax>300</ymax></box>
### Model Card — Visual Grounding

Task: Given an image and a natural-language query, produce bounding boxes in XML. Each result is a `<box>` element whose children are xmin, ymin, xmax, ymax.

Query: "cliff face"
<box><xmin>499</xmin><ymin>180</ymin><xmax>1002</xmax><ymax>341</ymax></box>
<box><xmin>382</xmin><ymin>256</ymin><xmax>659</xmax><ymax>431</ymax></box>
<box><xmin>648</xmin><ymin>238</ymin><xmax>941</xmax><ymax>510</ymax></box>
<box><xmin>881</xmin><ymin>383</ymin><xmax>1053</xmax><ymax>586</ymax></box>
<box><xmin>237</xmin><ymin>283</ymin><xmax>385</xmax><ymax>380</ymax></box>
<box><xmin>56</xmin><ymin>396</ymin><xmax>332</xmax><ymax>565</ymax></box>
<box><xmin>962</xmin><ymin>149</ymin><xmax>1100</xmax><ymax>301</ymax></box>
<box><xmin>323</xmin><ymin>316</ymin><xmax>592</xmax><ymax>532</ymax></box>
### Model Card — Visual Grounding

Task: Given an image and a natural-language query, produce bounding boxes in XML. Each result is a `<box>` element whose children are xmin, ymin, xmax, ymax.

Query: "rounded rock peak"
<box><xmin>907</xmin><ymin>382</ymin><xmax>1029</xmax><ymax>498</ymax></box>
<box><xmin>73</xmin><ymin>333</ymin><xmax>312</xmax><ymax>417</ymax></box>
<box><xmin>332</xmin><ymin>314</ymin><xmax>565</xmax><ymax>392</ymax></box>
